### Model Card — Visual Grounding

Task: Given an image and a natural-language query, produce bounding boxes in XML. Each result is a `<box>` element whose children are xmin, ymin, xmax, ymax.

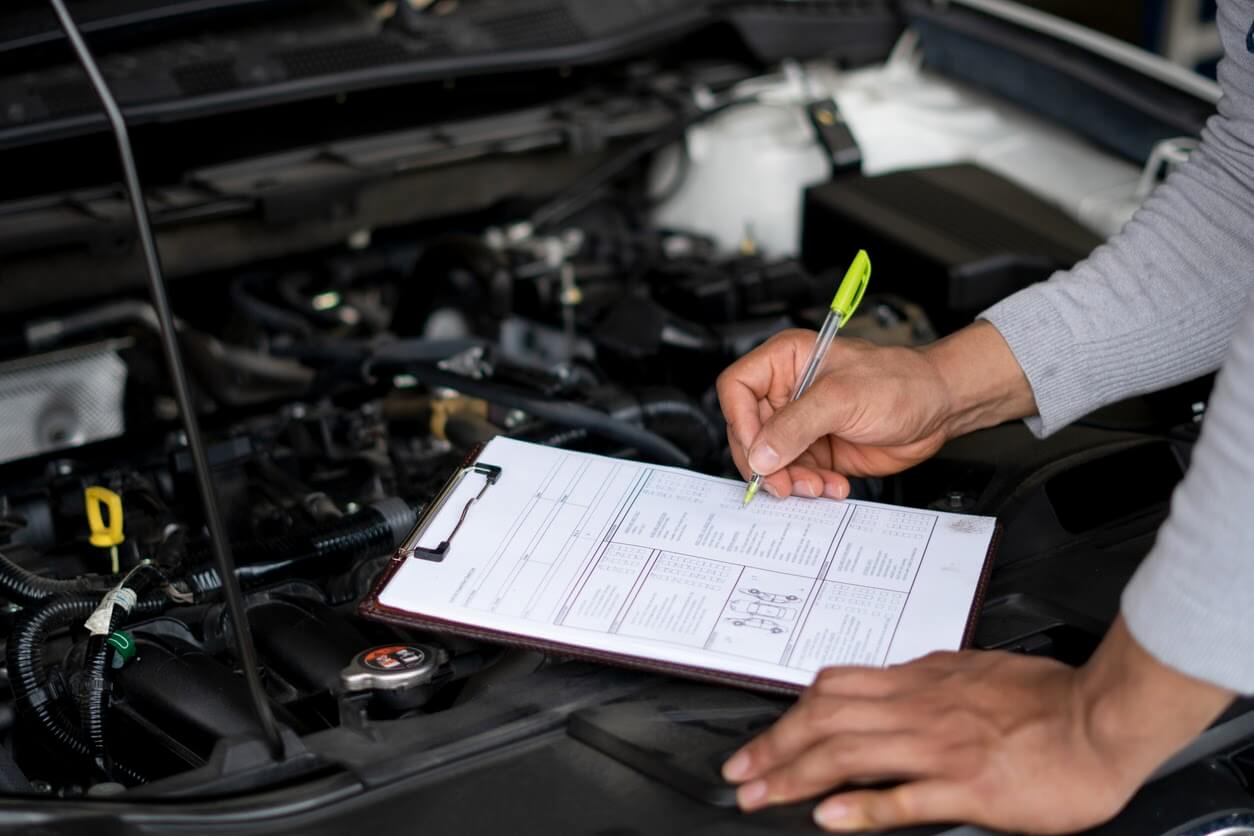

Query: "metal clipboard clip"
<box><xmin>397</xmin><ymin>461</ymin><xmax>502</xmax><ymax>563</ymax></box>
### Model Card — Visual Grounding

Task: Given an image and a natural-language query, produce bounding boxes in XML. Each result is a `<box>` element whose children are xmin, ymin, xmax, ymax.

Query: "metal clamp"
<box><xmin>397</xmin><ymin>461</ymin><xmax>501</xmax><ymax>563</ymax></box>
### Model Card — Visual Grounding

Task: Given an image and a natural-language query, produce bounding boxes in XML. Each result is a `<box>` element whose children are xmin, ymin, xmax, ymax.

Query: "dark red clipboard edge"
<box><xmin>358</xmin><ymin>441</ymin><xmax>1002</xmax><ymax>696</ymax></box>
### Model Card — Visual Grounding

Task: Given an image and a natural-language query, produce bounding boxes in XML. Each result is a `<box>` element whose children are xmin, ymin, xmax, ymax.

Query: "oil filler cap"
<box><xmin>341</xmin><ymin>644</ymin><xmax>446</xmax><ymax>693</ymax></box>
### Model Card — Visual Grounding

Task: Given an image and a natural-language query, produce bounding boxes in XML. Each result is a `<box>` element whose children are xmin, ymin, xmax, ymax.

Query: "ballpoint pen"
<box><xmin>742</xmin><ymin>249</ymin><xmax>871</xmax><ymax>507</ymax></box>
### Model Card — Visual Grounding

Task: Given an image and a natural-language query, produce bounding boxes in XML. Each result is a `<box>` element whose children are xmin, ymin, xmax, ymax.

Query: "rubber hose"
<box><xmin>527</xmin><ymin>426</ymin><xmax>592</xmax><ymax>449</ymax></box>
<box><xmin>184</xmin><ymin>501</ymin><xmax>414</xmax><ymax>595</ymax></box>
<box><xmin>7</xmin><ymin>594</ymin><xmax>164</xmax><ymax>785</ymax></box>
<box><xmin>525</xmin><ymin>394</ymin><xmax>720</xmax><ymax>461</ymax></box>
<box><xmin>0</xmin><ymin>549</ymin><xmax>112</xmax><ymax>606</ymax></box>
<box><xmin>611</xmin><ymin>397</ymin><xmax>721</xmax><ymax>459</ymax></box>
<box><xmin>80</xmin><ymin>634</ymin><xmax>115</xmax><ymax>776</ymax></box>
<box><xmin>80</xmin><ymin>565</ymin><xmax>166</xmax><ymax>780</ymax></box>
<box><xmin>229</xmin><ymin>279</ymin><xmax>314</xmax><ymax>338</ymax></box>
<box><xmin>365</xmin><ymin>362</ymin><xmax>689</xmax><ymax>466</ymax></box>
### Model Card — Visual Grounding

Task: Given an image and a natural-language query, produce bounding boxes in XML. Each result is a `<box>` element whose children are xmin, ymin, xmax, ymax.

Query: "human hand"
<box><xmin>716</xmin><ymin>321</ymin><xmax>1035</xmax><ymax>499</ymax></box>
<box><xmin>721</xmin><ymin>618</ymin><xmax>1233</xmax><ymax>833</ymax></box>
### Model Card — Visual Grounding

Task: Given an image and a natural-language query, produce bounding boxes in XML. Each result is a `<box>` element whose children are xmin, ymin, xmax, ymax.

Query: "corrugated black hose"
<box><xmin>80</xmin><ymin>564</ymin><xmax>166</xmax><ymax>781</ymax></box>
<box><xmin>0</xmin><ymin>549</ymin><xmax>112</xmax><ymax>606</ymax></box>
<box><xmin>183</xmin><ymin>499</ymin><xmax>413</xmax><ymax>595</ymax></box>
<box><xmin>7</xmin><ymin>592</ymin><xmax>165</xmax><ymax>786</ymax></box>
<box><xmin>8</xmin><ymin>501</ymin><xmax>414</xmax><ymax>784</ymax></box>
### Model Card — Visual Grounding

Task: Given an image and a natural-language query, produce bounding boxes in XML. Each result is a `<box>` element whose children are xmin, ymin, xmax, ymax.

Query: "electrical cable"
<box><xmin>46</xmin><ymin>0</ymin><xmax>286</xmax><ymax>761</ymax></box>
<box><xmin>0</xmin><ymin>549</ymin><xmax>112</xmax><ymax>606</ymax></box>
<box><xmin>80</xmin><ymin>564</ymin><xmax>166</xmax><ymax>781</ymax></box>
<box><xmin>183</xmin><ymin>499</ymin><xmax>416</xmax><ymax>595</ymax></box>
<box><xmin>7</xmin><ymin>593</ymin><xmax>166</xmax><ymax>785</ymax></box>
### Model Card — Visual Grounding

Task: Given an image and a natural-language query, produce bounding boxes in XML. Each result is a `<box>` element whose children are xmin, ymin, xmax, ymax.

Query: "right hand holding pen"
<box><xmin>716</xmin><ymin>322</ymin><xmax>1037</xmax><ymax>500</ymax></box>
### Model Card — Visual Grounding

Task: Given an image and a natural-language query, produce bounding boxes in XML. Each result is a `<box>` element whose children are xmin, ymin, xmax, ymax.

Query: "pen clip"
<box><xmin>830</xmin><ymin>249</ymin><xmax>871</xmax><ymax>325</ymax></box>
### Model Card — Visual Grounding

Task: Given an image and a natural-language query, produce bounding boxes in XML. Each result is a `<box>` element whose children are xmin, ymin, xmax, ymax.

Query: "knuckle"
<box><xmin>752</xmin><ymin>723</ymin><xmax>785</xmax><ymax>752</ymax></box>
<box><xmin>840</xmin><ymin>668</ymin><xmax>882</xmax><ymax>692</ymax></box>
<box><xmin>870</xmin><ymin>786</ymin><xmax>916</xmax><ymax>826</ymax></box>
<box><xmin>813</xmin><ymin>667</ymin><xmax>852</xmax><ymax>692</ymax></box>
<box><xmin>800</xmin><ymin>749</ymin><xmax>844</xmax><ymax>785</ymax></box>
<box><xmin>792</xmin><ymin>695</ymin><xmax>824</xmax><ymax>727</ymax></box>
<box><xmin>775</xmin><ymin>328</ymin><xmax>810</xmax><ymax>346</ymax></box>
<box><xmin>946</xmin><ymin>741</ymin><xmax>989</xmax><ymax>777</ymax></box>
<box><xmin>805</xmin><ymin>701</ymin><xmax>844</xmax><ymax>734</ymax></box>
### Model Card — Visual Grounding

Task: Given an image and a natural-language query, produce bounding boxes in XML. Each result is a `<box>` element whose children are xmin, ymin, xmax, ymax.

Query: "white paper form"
<box><xmin>377</xmin><ymin>437</ymin><xmax>997</xmax><ymax>688</ymax></box>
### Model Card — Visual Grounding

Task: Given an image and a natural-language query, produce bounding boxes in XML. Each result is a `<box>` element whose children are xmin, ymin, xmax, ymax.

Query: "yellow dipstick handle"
<box><xmin>85</xmin><ymin>486</ymin><xmax>124</xmax><ymax>573</ymax></box>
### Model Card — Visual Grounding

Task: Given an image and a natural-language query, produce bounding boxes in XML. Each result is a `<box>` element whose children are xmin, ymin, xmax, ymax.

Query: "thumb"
<box><xmin>747</xmin><ymin>384</ymin><xmax>842</xmax><ymax>475</ymax></box>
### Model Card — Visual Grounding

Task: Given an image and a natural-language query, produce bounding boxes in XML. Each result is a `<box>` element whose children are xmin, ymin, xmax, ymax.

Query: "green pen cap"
<box><xmin>829</xmin><ymin>249</ymin><xmax>871</xmax><ymax>324</ymax></box>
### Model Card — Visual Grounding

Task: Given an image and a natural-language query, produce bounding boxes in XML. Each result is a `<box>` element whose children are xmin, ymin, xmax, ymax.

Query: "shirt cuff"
<box><xmin>979</xmin><ymin>278</ymin><xmax>1091</xmax><ymax>438</ymax></box>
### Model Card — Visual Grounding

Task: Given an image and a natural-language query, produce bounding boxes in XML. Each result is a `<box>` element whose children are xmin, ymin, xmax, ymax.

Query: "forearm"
<box><xmin>978</xmin><ymin>0</ymin><xmax>1254</xmax><ymax>436</ymax></box>
<box><xmin>1079</xmin><ymin>617</ymin><xmax>1233</xmax><ymax>791</ymax></box>
<box><xmin>923</xmin><ymin>320</ymin><xmax>1037</xmax><ymax>438</ymax></box>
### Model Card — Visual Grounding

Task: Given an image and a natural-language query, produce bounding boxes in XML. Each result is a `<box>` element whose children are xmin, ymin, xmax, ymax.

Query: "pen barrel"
<box><xmin>789</xmin><ymin>311</ymin><xmax>842</xmax><ymax>402</ymax></box>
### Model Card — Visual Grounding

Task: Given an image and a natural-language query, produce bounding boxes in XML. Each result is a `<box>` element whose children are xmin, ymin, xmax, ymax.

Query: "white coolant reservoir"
<box><xmin>649</xmin><ymin>102</ymin><xmax>830</xmax><ymax>257</ymax></box>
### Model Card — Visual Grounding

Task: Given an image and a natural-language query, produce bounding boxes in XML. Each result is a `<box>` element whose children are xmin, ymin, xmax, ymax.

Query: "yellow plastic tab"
<box><xmin>84</xmin><ymin>486</ymin><xmax>125</xmax><ymax>549</ymax></box>
<box><xmin>829</xmin><ymin>249</ymin><xmax>871</xmax><ymax>324</ymax></box>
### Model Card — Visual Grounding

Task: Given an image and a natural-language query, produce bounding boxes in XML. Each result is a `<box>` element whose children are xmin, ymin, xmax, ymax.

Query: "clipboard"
<box><xmin>360</xmin><ymin>440</ymin><xmax>1001</xmax><ymax>695</ymax></box>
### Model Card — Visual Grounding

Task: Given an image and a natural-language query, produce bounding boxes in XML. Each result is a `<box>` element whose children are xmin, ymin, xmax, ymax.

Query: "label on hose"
<box><xmin>83</xmin><ymin>586</ymin><xmax>138</xmax><ymax>636</ymax></box>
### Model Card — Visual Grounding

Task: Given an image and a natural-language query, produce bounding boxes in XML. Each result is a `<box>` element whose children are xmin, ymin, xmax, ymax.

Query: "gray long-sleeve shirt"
<box><xmin>980</xmin><ymin>0</ymin><xmax>1254</xmax><ymax>692</ymax></box>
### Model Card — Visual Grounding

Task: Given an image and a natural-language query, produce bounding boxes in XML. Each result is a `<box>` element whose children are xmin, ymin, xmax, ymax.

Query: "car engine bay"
<box><xmin>0</xmin><ymin>1</ymin><xmax>1250</xmax><ymax>833</ymax></box>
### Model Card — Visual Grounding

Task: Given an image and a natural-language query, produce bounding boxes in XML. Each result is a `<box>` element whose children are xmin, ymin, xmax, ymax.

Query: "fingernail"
<box><xmin>748</xmin><ymin>443</ymin><xmax>780</xmax><ymax>474</ymax></box>
<box><xmin>823</xmin><ymin>482</ymin><xmax>848</xmax><ymax>500</ymax></box>
<box><xmin>737</xmin><ymin>780</ymin><xmax>767</xmax><ymax>809</ymax></box>
<box><xmin>814</xmin><ymin>800</ymin><xmax>852</xmax><ymax>830</ymax></box>
<box><xmin>764</xmin><ymin>483</ymin><xmax>781</xmax><ymax>498</ymax></box>
<box><xmin>722</xmin><ymin>750</ymin><xmax>751</xmax><ymax>781</ymax></box>
<box><xmin>793</xmin><ymin>480</ymin><xmax>816</xmax><ymax>498</ymax></box>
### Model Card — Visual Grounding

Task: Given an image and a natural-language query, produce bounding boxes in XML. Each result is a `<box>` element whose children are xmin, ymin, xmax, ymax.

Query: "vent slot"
<box><xmin>478</xmin><ymin>6</ymin><xmax>584</xmax><ymax>49</ymax></box>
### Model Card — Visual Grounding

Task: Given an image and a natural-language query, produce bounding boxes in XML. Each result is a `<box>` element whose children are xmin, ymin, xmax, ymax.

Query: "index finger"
<box><xmin>716</xmin><ymin>331</ymin><xmax>807</xmax><ymax>452</ymax></box>
<box><xmin>716</xmin><ymin>359</ymin><xmax>770</xmax><ymax>454</ymax></box>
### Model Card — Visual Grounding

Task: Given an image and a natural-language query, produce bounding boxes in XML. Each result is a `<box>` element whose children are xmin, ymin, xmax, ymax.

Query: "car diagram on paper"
<box><xmin>427</xmin><ymin>443</ymin><xmax>959</xmax><ymax>674</ymax></box>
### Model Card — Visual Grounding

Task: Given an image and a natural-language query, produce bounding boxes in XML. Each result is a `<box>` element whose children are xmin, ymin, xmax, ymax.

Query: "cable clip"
<box><xmin>84</xmin><ymin>587</ymin><xmax>138</xmax><ymax>636</ymax></box>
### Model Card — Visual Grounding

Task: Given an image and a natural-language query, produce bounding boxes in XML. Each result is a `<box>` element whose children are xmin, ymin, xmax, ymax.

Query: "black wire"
<box><xmin>46</xmin><ymin>0</ymin><xmax>286</xmax><ymax>761</ymax></box>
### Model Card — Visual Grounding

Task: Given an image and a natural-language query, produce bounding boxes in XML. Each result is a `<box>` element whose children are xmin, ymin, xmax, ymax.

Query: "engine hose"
<box><xmin>610</xmin><ymin>396</ymin><xmax>721</xmax><ymax>460</ymax></box>
<box><xmin>184</xmin><ymin>499</ymin><xmax>414</xmax><ymax>596</ymax></box>
<box><xmin>80</xmin><ymin>634</ymin><xmax>115</xmax><ymax>776</ymax></box>
<box><xmin>365</xmin><ymin>361</ymin><xmax>689</xmax><ymax>466</ymax></box>
<box><xmin>524</xmin><ymin>392</ymin><xmax>720</xmax><ymax>462</ymax></box>
<box><xmin>527</xmin><ymin>426</ymin><xmax>592</xmax><ymax>449</ymax></box>
<box><xmin>80</xmin><ymin>565</ymin><xmax>167</xmax><ymax>781</ymax></box>
<box><xmin>7</xmin><ymin>593</ymin><xmax>165</xmax><ymax>785</ymax></box>
<box><xmin>0</xmin><ymin>549</ymin><xmax>112</xmax><ymax>607</ymax></box>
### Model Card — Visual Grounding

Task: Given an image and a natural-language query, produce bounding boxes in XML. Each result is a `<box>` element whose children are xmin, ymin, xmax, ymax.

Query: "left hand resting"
<box><xmin>721</xmin><ymin>618</ymin><xmax>1233</xmax><ymax>833</ymax></box>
